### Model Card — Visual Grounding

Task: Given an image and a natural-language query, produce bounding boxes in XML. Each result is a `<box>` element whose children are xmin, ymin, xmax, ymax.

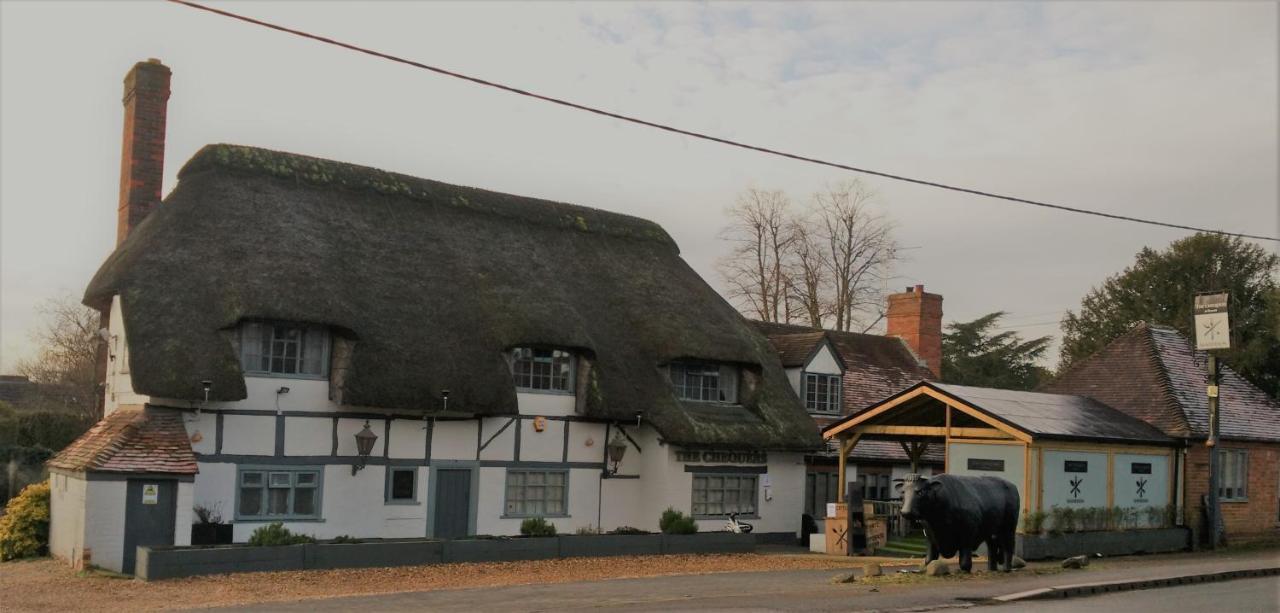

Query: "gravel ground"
<box><xmin>1</xmin><ymin>553</ymin><xmax>893</xmax><ymax>612</ymax></box>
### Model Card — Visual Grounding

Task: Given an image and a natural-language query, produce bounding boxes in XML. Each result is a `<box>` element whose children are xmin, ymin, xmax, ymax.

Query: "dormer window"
<box><xmin>669</xmin><ymin>361</ymin><xmax>738</xmax><ymax>404</ymax></box>
<box><xmin>510</xmin><ymin>347</ymin><xmax>574</xmax><ymax>393</ymax></box>
<box><xmin>804</xmin><ymin>373</ymin><xmax>841</xmax><ymax>414</ymax></box>
<box><xmin>240</xmin><ymin>321</ymin><xmax>330</xmax><ymax>378</ymax></box>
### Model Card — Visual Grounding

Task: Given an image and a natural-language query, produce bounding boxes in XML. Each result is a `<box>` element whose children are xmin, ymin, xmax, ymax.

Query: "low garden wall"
<box><xmin>1015</xmin><ymin>527</ymin><xmax>1190</xmax><ymax>560</ymax></box>
<box><xmin>136</xmin><ymin>532</ymin><xmax>757</xmax><ymax>581</ymax></box>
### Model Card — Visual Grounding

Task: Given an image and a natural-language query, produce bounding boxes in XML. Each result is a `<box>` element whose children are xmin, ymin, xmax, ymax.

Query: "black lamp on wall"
<box><xmin>606</xmin><ymin>430</ymin><xmax>629</xmax><ymax>475</ymax></box>
<box><xmin>352</xmin><ymin>420</ymin><xmax>378</xmax><ymax>475</ymax></box>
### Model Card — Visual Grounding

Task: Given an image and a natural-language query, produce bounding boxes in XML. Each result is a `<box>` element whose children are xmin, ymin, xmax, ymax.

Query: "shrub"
<box><xmin>610</xmin><ymin>526</ymin><xmax>650</xmax><ymax>535</ymax></box>
<box><xmin>520</xmin><ymin>517</ymin><xmax>557</xmax><ymax>537</ymax></box>
<box><xmin>193</xmin><ymin>502</ymin><xmax>224</xmax><ymax>525</ymax></box>
<box><xmin>658</xmin><ymin>508</ymin><xmax>698</xmax><ymax>535</ymax></box>
<box><xmin>0</xmin><ymin>481</ymin><xmax>50</xmax><ymax>561</ymax></box>
<box><xmin>1020</xmin><ymin>510</ymin><xmax>1047</xmax><ymax>534</ymax></box>
<box><xmin>247</xmin><ymin>522</ymin><xmax>314</xmax><ymax>546</ymax></box>
<box><xmin>331</xmin><ymin>535</ymin><xmax>362</xmax><ymax>544</ymax></box>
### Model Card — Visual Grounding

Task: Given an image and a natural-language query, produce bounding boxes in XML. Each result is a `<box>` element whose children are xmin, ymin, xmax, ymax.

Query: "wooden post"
<box><xmin>836</xmin><ymin>434</ymin><xmax>860</xmax><ymax>500</ymax></box>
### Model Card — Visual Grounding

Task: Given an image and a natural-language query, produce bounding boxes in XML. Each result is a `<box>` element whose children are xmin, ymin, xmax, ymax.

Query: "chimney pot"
<box><xmin>117</xmin><ymin>59</ymin><xmax>171</xmax><ymax>246</ymax></box>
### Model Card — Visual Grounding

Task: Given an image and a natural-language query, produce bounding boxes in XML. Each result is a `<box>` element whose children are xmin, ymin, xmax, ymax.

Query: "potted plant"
<box><xmin>191</xmin><ymin>503</ymin><xmax>233</xmax><ymax>545</ymax></box>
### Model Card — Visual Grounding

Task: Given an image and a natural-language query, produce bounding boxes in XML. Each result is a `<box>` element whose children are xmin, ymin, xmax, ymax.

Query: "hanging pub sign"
<box><xmin>1194</xmin><ymin>292</ymin><xmax>1231</xmax><ymax>351</ymax></box>
<box><xmin>674</xmin><ymin>449</ymin><xmax>767</xmax><ymax>464</ymax></box>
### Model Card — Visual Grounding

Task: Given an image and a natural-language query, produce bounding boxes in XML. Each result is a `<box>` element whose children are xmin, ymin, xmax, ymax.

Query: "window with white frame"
<box><xmin>804</xmin><ymin>373</ymin><xmax>841</xmax><ymax>413</ymax></box>
<box><xmin>237</xmin><ymin>467</ymin><xmax>321</xmax><ymax>519</ymax></box>
<box><xmin>691</xmin><ymin>473</ymin><xmax>758</xmax><ymax>517</ymax></box>
<box><xmin>669</xmin><ymin>361</ymin><xmax>739</xmax><ymax>403</ymax></box>
<box><xmin>240</xmin><ymin>321</ymin><xmax>330</xmax><ymax>378</ymax></box>
<box><xmin>504</xmin><ymin>470</ymin><xmax>568</xmax><ymax>516</ymax></box>
<box><xmin>510</xmin><ymin>348</ymin><xmax>574</xmax><ymax>392</ymax></box>
<box><xmin>1217</xmin><ymin>449</ymin><xmax>1248</xmax><ymax>501</ymax></box>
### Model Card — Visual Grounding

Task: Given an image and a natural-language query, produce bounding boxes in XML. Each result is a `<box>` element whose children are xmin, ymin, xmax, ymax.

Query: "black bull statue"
<box><xmin>899</xmin><ymin>474</ymin><xmax>1019</xmax><ymax>572</ymax></box>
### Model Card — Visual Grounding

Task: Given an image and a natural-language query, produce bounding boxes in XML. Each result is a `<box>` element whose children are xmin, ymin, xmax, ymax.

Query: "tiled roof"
<box><xmin>1046</xmin><ymin>323</ymin><xmax>1280</xmax><ymax>442</ymax></box>
<box><xmin>1147</xmin><ymin>325</ymin><xmax>1280</xmax><ymax>441</ymax></box>
<box><xmin>751</xmin><ymin>320</ymin><xmax>934</xmax><ymax>411</ymax></box>
<box><xmin>47</xmin><ymin>407</ymin><xmax>197</xmax><ymax>474</ymax></box>
<box><xmin>767</xmin><ymin>332</ymin><xmax>828</xmax><ymax>368</ymax></box>
<box><xmin>932</xmin><ymin>382</ymin><xmax>1173</xmax><ymax>444</ymax></box>
<box><xmin>816</xmin><ymin>438</ymin><xmax>944</xmax><ymax>464</ymax></box>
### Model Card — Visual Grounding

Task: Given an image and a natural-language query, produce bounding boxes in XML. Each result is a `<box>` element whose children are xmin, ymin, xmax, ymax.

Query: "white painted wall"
<box><xmin>103</xmin><ymin>296</ymin><xmax>150</xmax><ymax>415</ymax></box>
<box><xmin>219</xmin><ymin>414</ymin><xmax>275</xmax><ymax>455</ymax></box>
<box><xmin>432</xmin><ymin>420</ymin><xmax>479</xmax><ymax>460</ymax></box>
<box><xmin>475</xmin><ymin>467</ymin><xmax>601</xmax><ymax>535</ymax></box>
<box><xmin>83</xmin><ymin>479</ymin><xmax>128</xmax><ymax>572</ymax></box>
<box><xmin>48</xmin><ymin>473</ymin><xmax>86</xmax><ymax>565</ymax></box>
<box><xmin>516</xmin><ymin>391</ymin><xmax>576</xmax><ymax>417</ymax></box>
<box><xmin>284</xmin><ymin>416</ymin><xmax>332</xmax><ymax>456</ymax></box>
<box><xmin>478</xmin><ymin>418</ymin><xmax>516</xmax><ymax>462</ymax></box>
<box><xmin>518</xmin><ymin>418</ymin><xmax>564</xmax><ymax>462</ymax></box>
<box><xmin>388</xmin><ymin>419</ymin><xmax>427</xmax><ymax>460</ymax></box>
<box><xmin>174</xmin><ymin>481</ymin><xmax>194</xmax><ymax>547</ymax></box>
<box><xmin>566</xmin><ymin>422</ymin><xmax>607</xmax><ymax>464</ymax></box>
<box><xmin>948</xmin><ymin>443</ymin><xmax>1027</xmax><ymax>506</ymax></box>
<box><xmin>806</xmin><ymin>345</ymin><xmax>842</xmax><ymax>375</ymax></box>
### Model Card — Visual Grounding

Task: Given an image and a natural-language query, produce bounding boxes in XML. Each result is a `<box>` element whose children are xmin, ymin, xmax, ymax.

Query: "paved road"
<box><xmin>220</xmin><ymin>549</ymin><xmax>1280</xmax><ymax>612</ymax></box>
<box><xmin>988</xmin><ymin>576</ymin><xmax>1279</xmax><ymax>613</ymax></box>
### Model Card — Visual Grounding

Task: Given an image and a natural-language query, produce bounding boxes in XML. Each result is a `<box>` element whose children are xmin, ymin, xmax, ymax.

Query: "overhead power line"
<box><xmin>166</xmin><ymin>0</ymin><xmax>1279</xmax><ymax>243</ymax></box>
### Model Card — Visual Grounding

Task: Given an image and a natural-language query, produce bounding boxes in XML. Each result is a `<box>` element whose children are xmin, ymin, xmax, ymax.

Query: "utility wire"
<box><xmin>166</xmin><ymin>0</ymin><xmax>1279</xmax><ymax>243</ymax></box>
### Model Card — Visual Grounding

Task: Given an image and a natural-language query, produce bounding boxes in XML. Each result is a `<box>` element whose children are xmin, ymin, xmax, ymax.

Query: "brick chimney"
<box><xmin>886</xmin><ymin>284</ymin><xmax>943</xmax><ymax>378</ymax></box>
<box><xmin>117</xmin><ymin>59</ymin><xmax>171</xmax><ymax>246</ymax></box>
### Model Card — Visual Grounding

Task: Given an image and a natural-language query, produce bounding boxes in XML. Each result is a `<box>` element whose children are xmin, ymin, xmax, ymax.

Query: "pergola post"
<box><xmin>899</xmin><ymin>441</ymin><xmax>929</xmax><ymax>474</ymax></box>
<box><xmin>836</xmin><ymin>434</ymin><xmax>861</xmax><ymax>500</ymax></box>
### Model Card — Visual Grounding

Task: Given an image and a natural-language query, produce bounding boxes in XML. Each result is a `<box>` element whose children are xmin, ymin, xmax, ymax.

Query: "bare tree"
<box><xmin>718</xmin><ymin>189</ymin><xmax>796</xmax><ymax>323</ymax></box>
<box><xmin>785</xmin><ymin>213</ymin><xmax>828</xmax><ymax>328</ymax></box>
<box><xmin>813</xmin><ymin>180</ymin><xmax>898</xmax><ymax>332</ymax></box>
<box><xmin>14</xmin><ymin>294</ymin><xmax>103</xmax><ymax>419</ymax></box>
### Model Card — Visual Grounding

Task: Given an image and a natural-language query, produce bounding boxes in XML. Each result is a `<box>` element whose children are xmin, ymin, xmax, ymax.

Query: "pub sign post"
<box><xmin>1194</xmin><ymin>291</ymin><xmax>1229</xmax><ymax>549</ymax></box>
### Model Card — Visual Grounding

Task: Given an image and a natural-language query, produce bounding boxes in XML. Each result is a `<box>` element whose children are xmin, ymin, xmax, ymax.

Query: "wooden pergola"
<box><xmin>822</xmin><ymin>383</ymin><xmax>1029</xmax><ymax>501</ymax></box>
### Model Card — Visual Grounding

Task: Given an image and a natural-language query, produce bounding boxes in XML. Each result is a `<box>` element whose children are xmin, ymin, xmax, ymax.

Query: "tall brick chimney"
<box><xmin>886</xmin><ymin>284</ymin><xmax>943</xmax><ymax>378</ymax></box>
<box><xmin>117</xmin><ymin>59</ymin><xmax>171</xmax><ymax>246</ymax></box>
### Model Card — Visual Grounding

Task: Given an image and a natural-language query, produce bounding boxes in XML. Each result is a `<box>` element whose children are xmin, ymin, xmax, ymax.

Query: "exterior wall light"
<box><xmin>352</xmin><ymin>420</ymin><xmax>378</xmax><ymax>475</ymax></box>
<box><xmin>606</xmin><ymin>430</ymin><xmax>629</xmax><ymax>475</ymax></box>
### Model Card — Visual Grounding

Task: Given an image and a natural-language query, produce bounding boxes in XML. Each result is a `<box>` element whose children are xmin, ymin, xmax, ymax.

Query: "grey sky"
<box><xmin>1</xmin><ymin>1</ymin><xmax>1276</xmax><ymax>372</ymax></box>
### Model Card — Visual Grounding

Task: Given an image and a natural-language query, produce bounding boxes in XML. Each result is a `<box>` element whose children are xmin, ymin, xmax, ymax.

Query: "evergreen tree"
<box><xmin>942</xmin><ymin>312</ymin><xmax>1051</xmax><ymax>390</ymax></box>
<box><xmin>1060</xmin><ymin>234</ymin><xmax>1279</xmax><ymax>397</ymax></box>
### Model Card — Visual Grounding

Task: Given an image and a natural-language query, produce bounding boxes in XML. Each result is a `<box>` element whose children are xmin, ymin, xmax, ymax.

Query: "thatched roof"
<box><xmin>85</xmin><ymin>144</ymin><xmax>820</xmax><ymax>451</ymax></box>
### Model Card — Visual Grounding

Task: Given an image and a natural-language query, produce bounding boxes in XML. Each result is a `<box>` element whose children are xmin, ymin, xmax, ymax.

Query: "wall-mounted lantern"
<box><xmin>352</xmin><ymin>420</ymin><xmax>378</xmax><ymax>475</ymax></box>
<box><xmin>607</xmin><ymin>430</ymin><xmax>629</xmax><ymax>475</ymax></box>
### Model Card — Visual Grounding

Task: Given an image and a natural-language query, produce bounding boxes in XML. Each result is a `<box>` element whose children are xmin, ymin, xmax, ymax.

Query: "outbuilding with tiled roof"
<box><xmin>47</xmin><ymin>407</ymin><xmax>197</xmax><ymax>574</ymax></box>
<box><xmin>1044</xmin><ymin>322</ymin><xmax>1280</xmax><ymax>543</ymax></box>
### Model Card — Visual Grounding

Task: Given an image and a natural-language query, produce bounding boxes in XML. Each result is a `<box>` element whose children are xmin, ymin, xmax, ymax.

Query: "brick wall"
<box><xmin>885</xmin><ymin>285</ymin><xmax>943</xmax><ymax>378</ymax></box>
<box><xmin>1184</xmin><ymin>441</ymin><xmax>1280</xmax><ymax>541</ymax></box>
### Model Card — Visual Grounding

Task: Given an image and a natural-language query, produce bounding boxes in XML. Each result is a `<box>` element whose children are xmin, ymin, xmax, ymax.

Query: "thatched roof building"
<box><xmin>85</xmin><ymin>144</ymin><xmax>821</xmax><ymax>451</ymax></box>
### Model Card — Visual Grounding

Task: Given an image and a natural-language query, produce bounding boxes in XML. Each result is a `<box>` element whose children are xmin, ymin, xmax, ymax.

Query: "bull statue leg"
<box><xmin>958</xmin><ymin>548</ymin><xmax>973</xmax><ymax>573</ymax></box>
<box><xmin>1000</xmin><ymin>530</ymin><xmax>1016</xmax><ymax>572</ymax></box>
<box><xmin>985</xmin><ymin>539</ymin><xmax>1000</xmax><ymax>571</ymax></box>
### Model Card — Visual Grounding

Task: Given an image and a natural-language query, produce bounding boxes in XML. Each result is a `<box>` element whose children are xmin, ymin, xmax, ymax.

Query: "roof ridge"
<box><xmin>176</xmin><ymin>143</ymin><xmax>677</xmax><ymax>248</ymax></box>
<box><xmin>1138</xmin><ymin>323</ymin><xmax>1196</xmax><ymax>437</ymax></box>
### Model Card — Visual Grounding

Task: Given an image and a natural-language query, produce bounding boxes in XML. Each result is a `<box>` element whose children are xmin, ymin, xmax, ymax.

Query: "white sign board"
<box><xmin>142</xmin><ymin>483</ymin><xmax>159</xmax><ymax>505</ymax></box>
<box><xmin>825</xmin><ymin>502</ymin><xmax>838</xmax><ymax>518</ymax></box>
<box><xmin>1194</xmin><ymin>293</ymin><xmax>1230</xmax><ymax>351</ymax></box>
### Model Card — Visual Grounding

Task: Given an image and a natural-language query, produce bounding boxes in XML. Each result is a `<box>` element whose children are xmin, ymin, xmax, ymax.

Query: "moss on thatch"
<box><xmin>84</xmin><ymin>144</ymin><xmax>821</xmax><ymax>451</ymax></box>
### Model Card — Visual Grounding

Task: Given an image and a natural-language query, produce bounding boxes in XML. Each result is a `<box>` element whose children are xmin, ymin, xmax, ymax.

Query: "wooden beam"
<box><xmin>855</xmin><ymin>425</ymin><xmax>1009</xmax><ymax>439</ymax></box>
<box><xmin>822</xmin><ymin>386</ymin><xmax>930</xmax><ymax>439</ymax></box>
<box><xmin>836</xmin><ymin>434</ymin><xmax>861</xmax><ymax>501</ymax></box>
